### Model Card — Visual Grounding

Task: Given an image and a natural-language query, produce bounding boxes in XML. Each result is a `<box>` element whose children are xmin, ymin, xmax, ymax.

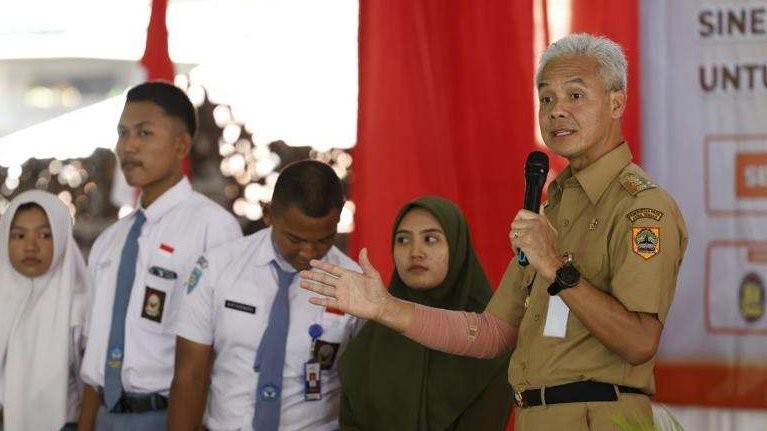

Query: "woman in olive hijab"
<box><xmin>338</xmin><ymin>196</ymin><xmax>513</xmax><ymax>431</ymax></box>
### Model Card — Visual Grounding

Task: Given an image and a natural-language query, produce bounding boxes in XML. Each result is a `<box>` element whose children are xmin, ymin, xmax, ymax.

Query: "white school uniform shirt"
<box><xmin>80</xmin><ymin>177</ymin><xmax>242</xmax><ymax>395</ymax></box>
<box><xmin>177</xmin><ymin>227</ymin><xmax>363</xmax><ymax>431</ymax></box>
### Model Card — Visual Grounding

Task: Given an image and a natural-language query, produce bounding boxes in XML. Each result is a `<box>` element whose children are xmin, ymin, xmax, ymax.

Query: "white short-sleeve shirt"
<box><xmin>80</xmin><ymin>177</ymin><xmax>242</xmax><ymax>395</ymax></box>
<box><xmin>177</xmin><ymin>227</ymin><xmax>363</xmax><ymax>431</ymax></box>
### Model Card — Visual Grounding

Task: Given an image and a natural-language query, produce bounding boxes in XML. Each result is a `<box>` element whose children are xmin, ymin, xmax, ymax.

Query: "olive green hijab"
<box><xmin>338</xmin><ymin>196</ymin><xmax>512</xmax><ymax>431</ymax></box>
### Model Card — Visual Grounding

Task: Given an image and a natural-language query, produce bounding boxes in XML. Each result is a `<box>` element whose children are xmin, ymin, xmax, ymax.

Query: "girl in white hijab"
<box><xmin>0</xmin><ymin>190</ymin><xmax>90</xmax><ymax>431</ymax></box>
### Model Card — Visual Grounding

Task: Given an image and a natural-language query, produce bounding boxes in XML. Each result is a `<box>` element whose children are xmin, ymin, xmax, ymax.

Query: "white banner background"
<box><xmin>642</xmin><ymin>0</ymin><xmax>767</xmax><ymax>428</ymax></box>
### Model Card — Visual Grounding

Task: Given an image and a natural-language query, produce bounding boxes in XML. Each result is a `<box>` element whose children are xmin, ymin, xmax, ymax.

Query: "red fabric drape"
<box><xmin>141</xmin><ymin>0</ymin><xmax>174</xmax><ymax>81</ymax></box>
<box><xmin>568</xmin><ymin>0</ymin><xmax>641</xmax><ymax>162</ymax></box>
<box><xmin>352</xmin><ymin>0</ymin><xmax>535</xmax><ymax>287</ymax></box>
<box><xmin>141</xmin><ymin>0</ymin><xmax>189</xmax><ymax>175</ymax></box>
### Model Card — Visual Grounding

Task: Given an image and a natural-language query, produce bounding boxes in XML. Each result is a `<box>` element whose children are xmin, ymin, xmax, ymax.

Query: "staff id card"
<box><xmin>543</xmin><ymin>295</ymin><xmax>569</xmax><ymax>338</ymax></box>
<box><xmin>304</xmin><ymin>360</ymin><xmax>322</xmax><ymax>401</ymax></box>
<box><xmin>304</xmin><ymin>323</ymin><xmax>323</xmax><ymax>401</ymax></box>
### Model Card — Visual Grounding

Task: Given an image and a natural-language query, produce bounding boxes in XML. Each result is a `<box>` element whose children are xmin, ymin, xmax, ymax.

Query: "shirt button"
<box><xmin>562</xmin><ymin>219</ymin><xmax>570</xmax><ymax>226</ymax></box>
<box><xmin>534</xmin><ymin>314</ymin><xmax>540</xmax><ymax>321</ymax></box>
<box><xmin>521</xmin><ymin>362</ymin><xmax>527</xmax><ymax>370</ymax></box>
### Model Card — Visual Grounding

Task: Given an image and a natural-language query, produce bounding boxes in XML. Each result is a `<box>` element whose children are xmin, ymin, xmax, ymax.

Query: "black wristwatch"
<box><xmin>547</xmin><ymin>253</ymin><xmax>581</xmax><ymax>296</ymax></box>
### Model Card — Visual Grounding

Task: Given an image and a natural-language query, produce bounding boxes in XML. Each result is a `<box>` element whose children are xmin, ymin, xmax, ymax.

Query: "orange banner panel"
<box><xmin>736</xmin><ymin>152</ymin><xmax>767</xmax><ymax>198</ymax></box>
<box><xmin>655</xmin><ymin>364</ymin><xmax>767</xmax><ymax>408</ymax></box>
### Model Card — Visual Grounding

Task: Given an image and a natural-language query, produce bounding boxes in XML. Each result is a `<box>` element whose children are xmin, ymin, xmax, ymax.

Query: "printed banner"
<box><xmin>642</xmin><ymin>0</ymin><xmax>767</xmax><ymax>408</ymax></box>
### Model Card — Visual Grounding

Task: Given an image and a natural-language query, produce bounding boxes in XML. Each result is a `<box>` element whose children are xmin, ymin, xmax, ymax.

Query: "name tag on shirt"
<box><xmin>225</xmin><ymin>300</ymin><xmax>256</xmax><ymax>314</ymax></box>
<box><xmin>149</xmin><ymin>266</ymin><xmax>178</xmax><ymax>280</ymax></box>
<box><xmin>543</xmin><ymin>295</ymin><xmax>569</xmax><ymax>338</ymax></box>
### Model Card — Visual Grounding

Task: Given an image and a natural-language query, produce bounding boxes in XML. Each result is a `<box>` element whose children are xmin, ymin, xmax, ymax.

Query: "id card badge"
<box><xmin>304</xmin><ymin>359</ymin><xmax>322</xmax><ymax>401</ymax></box>
<box><xmin>304</xmin><ymin>323</ymin><xmax>323</xmax><ymax>401</ymax></box>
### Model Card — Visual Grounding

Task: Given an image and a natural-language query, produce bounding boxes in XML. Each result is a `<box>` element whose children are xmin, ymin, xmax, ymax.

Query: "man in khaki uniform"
<box><xmin>488</xmin><ymin>148</ymin><xmax>687</xmax><ymax>429</ymax></box>
<box><xmin>300</xmin><ymin>33</ymin><xmax>688</xmax><ymax>431</ymax></box>
<box><xmin>481</xmin><ymin>33</ymin><xmax>687</xmax><ymax>429</ymax></box>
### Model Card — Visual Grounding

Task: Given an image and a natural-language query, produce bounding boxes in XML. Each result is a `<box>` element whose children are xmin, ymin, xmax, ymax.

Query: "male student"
<box><xmin>78</xmin><ymin>81</ymin><xmax>241</xmax><ymax>430</ymax></box>
<box><xmin>169</xmin><ymin>160</ymin><xmax>362</xmax><ymax>431</ymax></box>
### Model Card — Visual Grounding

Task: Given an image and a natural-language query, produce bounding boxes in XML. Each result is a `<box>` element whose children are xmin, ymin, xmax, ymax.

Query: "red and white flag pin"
<box><xmin>159</xmin><ymin>243</ymin><xmax>175</xmax><ymax>256</ymax></box>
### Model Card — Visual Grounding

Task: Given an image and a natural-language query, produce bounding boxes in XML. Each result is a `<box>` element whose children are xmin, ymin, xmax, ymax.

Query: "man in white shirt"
<box><xmin>169</xmin><ymin>160</ymin><xmax>362</xmax><ymax>431</ymax></box>
<box><xmin>77</xmin><ymin>81</ymin><xmax>242</xmax><ymax>431</ymax></box>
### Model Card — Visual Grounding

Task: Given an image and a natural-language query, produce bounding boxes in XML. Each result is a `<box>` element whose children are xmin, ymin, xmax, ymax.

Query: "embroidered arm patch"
<box><xmin>626</xmin><ymin>208</ymin><xmax>664</xmax><ymax>223</ymax></box>
<box><xmin>632</xmin><ymin>227</ymin><xmax>660</xmax><ymax>260</ymax></box>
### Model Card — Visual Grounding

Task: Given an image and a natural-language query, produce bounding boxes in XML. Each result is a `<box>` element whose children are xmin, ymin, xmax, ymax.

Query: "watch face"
<box><xmin>557</xmin><ymin>263</ymin><xmax>580</xmax><ymax>287</ymax></box>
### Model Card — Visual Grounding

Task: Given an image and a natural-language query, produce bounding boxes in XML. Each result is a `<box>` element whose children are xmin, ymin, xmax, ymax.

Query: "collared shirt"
<box><xmin>177</xmin><ymin>227</ymin><xmax>363</xmax><ymax>431</ymax></box>
<box><xmin>487</xmin><ymin>143</ymin><xmax>688</xmax><ymax>394</ymax></box>
<box><xmin>80</xmin><ymin>177</ymin><xmax>242</xmax><ymax>394</ymax></box>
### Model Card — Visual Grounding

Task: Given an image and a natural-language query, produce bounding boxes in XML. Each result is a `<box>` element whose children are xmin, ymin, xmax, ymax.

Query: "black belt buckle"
<box><xmin>114</xmin><ymin>393</ymin><xmax>168</xmax><ymax>414</ymax></box>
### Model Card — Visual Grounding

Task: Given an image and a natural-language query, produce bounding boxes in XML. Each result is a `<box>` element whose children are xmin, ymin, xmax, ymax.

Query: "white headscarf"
<box><xmin>0</xmin><ymin>190</ymin><xmax>90</xmax><ymax>431</ymax></box>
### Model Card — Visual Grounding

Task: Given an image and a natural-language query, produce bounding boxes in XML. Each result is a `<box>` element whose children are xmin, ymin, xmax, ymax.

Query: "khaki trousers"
<box><xmin>515</xmin><ymin>393</ymin><xmax>652</xmax><ymax>431</ymax></box>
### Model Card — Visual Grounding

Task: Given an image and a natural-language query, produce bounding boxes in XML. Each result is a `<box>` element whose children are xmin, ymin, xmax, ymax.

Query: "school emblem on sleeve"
<box><xmin>632</xmin><ymin>227</ymin><xmax>660</xmax><ymax>260</ymax></box>
<box><xmin>186</xmin><ymin>266</ymin><xmax>204</xmax><ymax>294</ymax></box>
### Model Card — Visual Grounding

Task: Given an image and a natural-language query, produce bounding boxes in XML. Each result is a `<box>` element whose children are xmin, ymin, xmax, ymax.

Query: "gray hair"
<box><xmin>536</xmin><ymin>33</ymin><xmax>627</xmax><ymax>92</ymax></box>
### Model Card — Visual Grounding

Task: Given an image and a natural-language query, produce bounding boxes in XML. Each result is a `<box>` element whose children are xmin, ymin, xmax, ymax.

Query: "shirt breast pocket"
<box><xmin>574</xmin><ymin>252</ymin><xmax>606</xmax><ymax>290</ymax></box>
<box><xmin>138</xmin><ymin>271</ymin><xmax>177</xmax><ymax>332</ymax></box>
<box><xmin>91</xmin><ymin>259</ymin><xmax>113</xmax><ymax>286</ymax></box>
<box><xmin>220</xmin><ymin>297</ymin><xmax>265</xmax><ymax>349</ymax></box>
<box><xmin>314</xmin><ymin>313</ymin><xmax>351</xmax><ymax>371</ymax></box>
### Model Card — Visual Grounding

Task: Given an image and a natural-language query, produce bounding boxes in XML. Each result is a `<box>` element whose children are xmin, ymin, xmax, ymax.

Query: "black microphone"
<box><xmin>518</xmin><ymin>151</ymin><xmax>549</xmax><ymax>266</ymax></box>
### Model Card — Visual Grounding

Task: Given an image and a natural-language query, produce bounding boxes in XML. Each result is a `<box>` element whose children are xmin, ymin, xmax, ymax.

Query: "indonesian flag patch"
<box><xmin>159</xmin><ymin>243</ymin><xmax>175</xmax><ymax>256</ymax></box>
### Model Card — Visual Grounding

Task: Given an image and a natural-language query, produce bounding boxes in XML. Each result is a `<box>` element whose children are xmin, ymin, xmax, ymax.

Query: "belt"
<box><xmin>110</xmin><ymin>392</ymin><xmax>169</xmax><ymax>414</ymax></box>
<box><xmin>514</xmin><ymin>381</ymin><xmax>647</xmax><ymax>408</ymax></box>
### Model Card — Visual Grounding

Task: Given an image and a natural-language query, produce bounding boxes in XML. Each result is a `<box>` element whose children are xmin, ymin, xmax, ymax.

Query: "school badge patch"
<box><xmin>141</xmin><ymin>287</ymin><xmax>166</xmax><ymax>323</ymax></box>
<box><xmin>312</xmin><ymin>340</ymin><xmax>340</xmax><ymax>370</ymax></box>
<box><xmin>186</xmin><ymin>256</ymin><xmax>208</xmax><ymax>294</ymax></box>
<box><xmin>186</xmin><ymin>266</ymin><xmax>204</xmax><ymax>294</ymax></box>
<box><xmin>632</xmin><ymin>227</ymin><xmax>660</xmax><ymax>260</ymax></box>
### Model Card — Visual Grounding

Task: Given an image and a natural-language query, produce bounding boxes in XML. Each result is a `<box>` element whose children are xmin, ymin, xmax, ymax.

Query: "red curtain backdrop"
<box><xmin>352</xmin><ymin>0</ymin><xmax>535</xmax><ymax>286</ymax></box>
<box><xmin>568</xmin><ymin>0</ymin><xmax>641</xmax><ymax>162</ymax></box>
<box><xmin>142</xmin><ymin>0</ymin><xmax>189</xmax><ymax>175</ymax></box>
<box><xmin>141</xmin><ymin>0</ymin><xmax>174</xmax><ymax>82</ymax></box>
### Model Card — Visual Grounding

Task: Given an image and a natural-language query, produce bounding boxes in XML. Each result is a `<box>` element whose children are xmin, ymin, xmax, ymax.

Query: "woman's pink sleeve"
<box><xmin>403</xmin><ymin>303</ymin><xmax>517</xmax><ymax>358</ymax></box>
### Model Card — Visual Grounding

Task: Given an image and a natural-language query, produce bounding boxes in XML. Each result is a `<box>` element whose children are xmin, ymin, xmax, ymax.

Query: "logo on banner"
<box><xmin>632</xmin><ymin>227</ymin><xmax>660</xmax><ymax>260</ymax></box>
<box><xmin>739</xmin><ymin>272</ymin><xmax>765</xmax><ymax>323</ymax></box>
<box><xmin>736</xmin><ymin>152</ymin><xmax>767</xmax><ymax>198</ymax></box>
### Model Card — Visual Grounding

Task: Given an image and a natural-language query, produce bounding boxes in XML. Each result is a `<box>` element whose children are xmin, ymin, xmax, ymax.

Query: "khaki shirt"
<box><xmin>487</xmin><ymin>143</ymin><xmax>688</xmax><ymax>395</ymax></box>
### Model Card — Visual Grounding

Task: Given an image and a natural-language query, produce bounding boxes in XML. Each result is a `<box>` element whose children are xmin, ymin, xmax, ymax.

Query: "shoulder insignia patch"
<box><xmin>632</xmin><ymin>227</ymin><xmax>660</xmax><ymax>260</ymax></box>
<box><xmin>626</xmin><ymin>208</ymin><xmax>664</xmax><ymax>223</ymax></box>
<box><xmin>620</xmin><ymin>173</ymin><xmax>657</xmax><ymax>195</ymax></box>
